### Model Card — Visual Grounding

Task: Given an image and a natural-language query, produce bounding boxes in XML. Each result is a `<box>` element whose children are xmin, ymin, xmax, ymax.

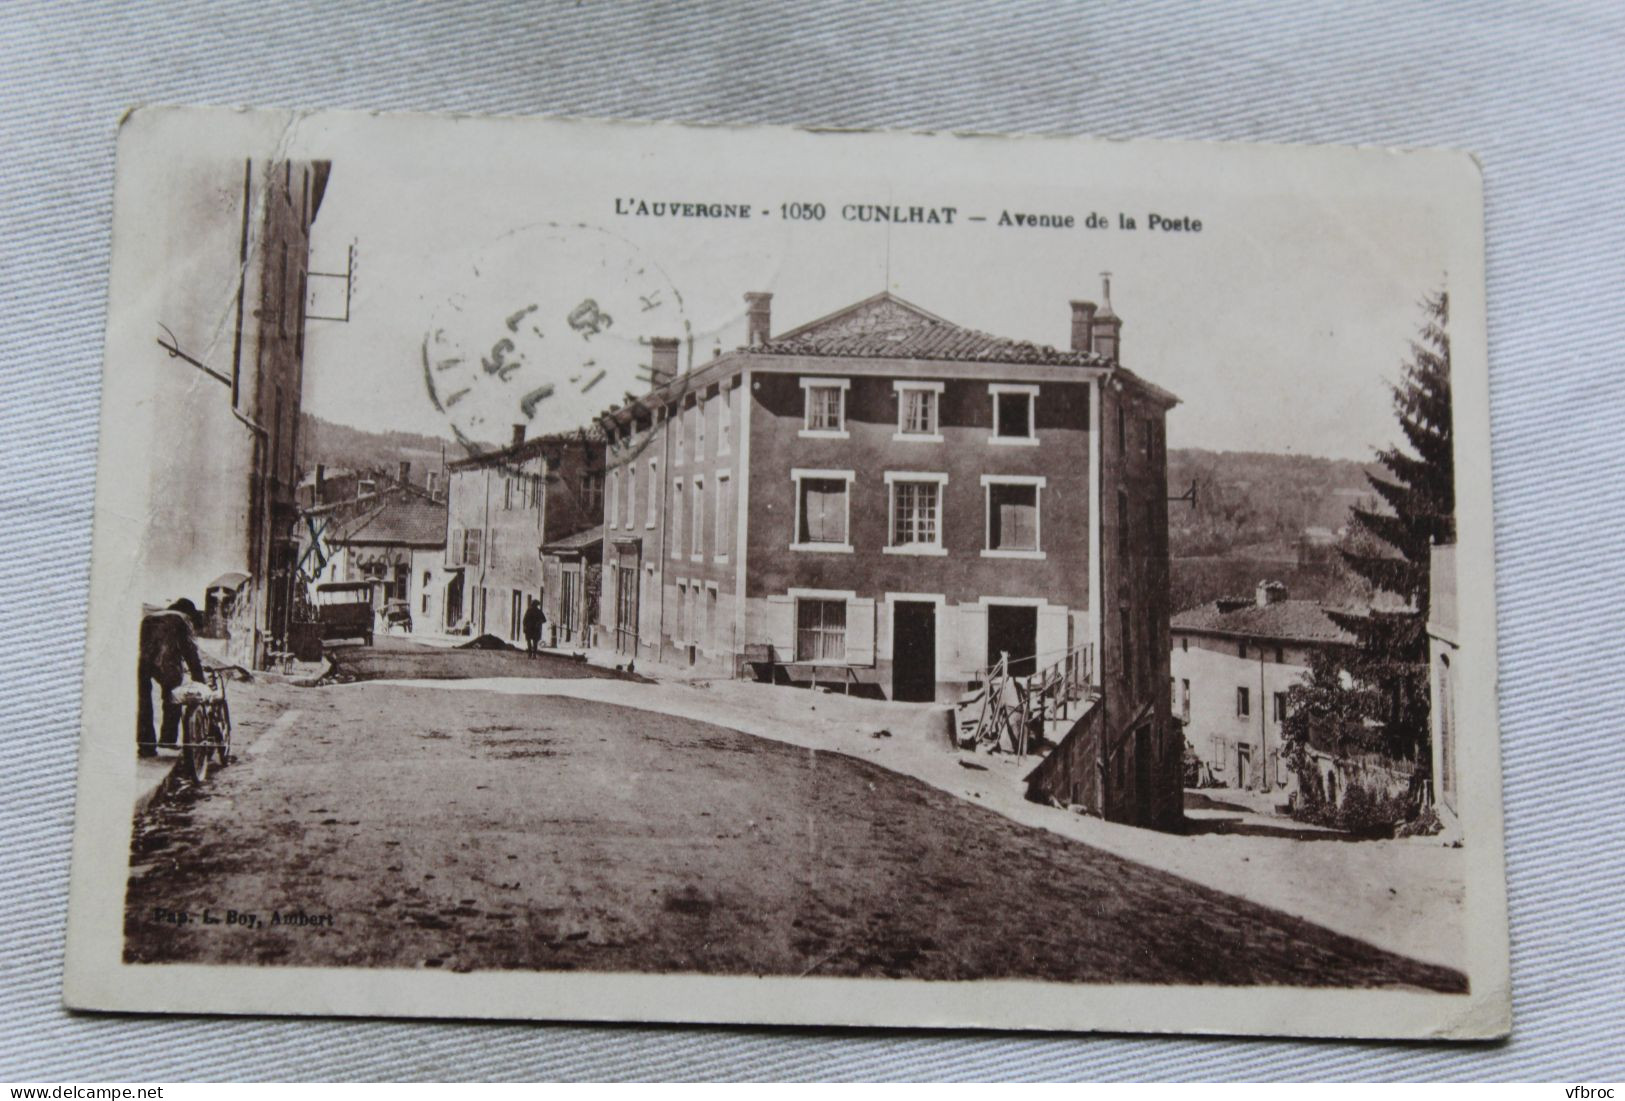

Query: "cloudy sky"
<box><xmin>291</xmin><ymin>113</ymin><xmax>1463</xmax><ymax>462</ymax></box>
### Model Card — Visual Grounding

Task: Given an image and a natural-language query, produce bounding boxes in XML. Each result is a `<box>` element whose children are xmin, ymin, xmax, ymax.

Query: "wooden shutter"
<box><xmin>765</xmin><ymin>594</ymin><xmax>796</xmax><ymax>658</ymax></box>
<box><xmin>846</xmin><ymin>598</ymin><xmax>876</xmax><ymax>667</ymax></box>
<box><xmin>957</xmin><ymin>602</ymin><xmax>989</xmax><ymax>674</ymax></box>
<box><xmin>1037</xmin><ymin>604</ymin><xmax>1069</xmax><ymax>666</ymax></box>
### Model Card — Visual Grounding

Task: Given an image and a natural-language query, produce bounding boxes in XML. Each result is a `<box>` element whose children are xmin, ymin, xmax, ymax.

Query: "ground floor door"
<box><xmin>986</xmin><ymin>603</ymin><xmax>1038</xmax><ymax>677</ymax></box>
<box><xmin>444</xmin><ymin>573</ymin><xmax>463</xmax><ymax>629</ymax></box>
<box><xmin>614</xmin><ymin>564</ymin><xmax>639</xmax><ymax>654</ymax></box>
<box><xmin>1237</xmin><ymin>743</ymin><xmax>1253</xmax><ymax>789</ymax></box>
<box><xmin>560</xmin><ymin>569</ymin><xmax>579</xmax><ymax>642</ymax></box>
<box><xmin>510</xmin><ymin>589</ymin><xmax>523</xmax><ymax>641</ymax></box>
<box><xmin>1134</xmin><ymin>723</ymin><xmax>1153</xmax><ymax>822</ymax></box>
<box><xmin>891</xmin><ymin>601</ymin><xmax>936</xmax><ymax>702</ymax></box>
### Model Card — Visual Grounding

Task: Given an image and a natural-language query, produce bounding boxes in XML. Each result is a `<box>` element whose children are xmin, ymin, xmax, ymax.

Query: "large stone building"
<box><xmin>596</xmin><ymin>287</ymin><xmax>1183</xmax><ymax>828</ymax></box>
<box><xmin>442</xmin><ymin>425</ymin><xmax>603</xmax><ymax>640</ymax></box>
<box><xmin>1169</xmin><ymin>582</ymin><xmax>1355</xmax><ymax>793</ymax></box>
<box><xmin>144</xmin><ymin>156</ymin><xmax>331</xmax><ymax>668</ymax></box>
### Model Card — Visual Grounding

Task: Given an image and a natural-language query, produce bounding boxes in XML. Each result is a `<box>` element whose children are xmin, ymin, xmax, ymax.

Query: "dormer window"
<box><xmin>800</xmin><ymin>377</ymin><xmax>850</xmax><ymax>438</ymax></box>
<box><xmin>989</xmin><ymin>384</ymin><xmax>1039</xmax><ymax>446</ymax></box>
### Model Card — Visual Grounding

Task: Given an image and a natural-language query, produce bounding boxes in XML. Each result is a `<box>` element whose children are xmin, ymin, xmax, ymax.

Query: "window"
<box><xmin>1273</xmin><ymin>691</ymin><xmax>1288</xmax><ymax>723</ymax></box>
<box><xmin>1236</xmin><ymin>686</ymin><xmax>1250</xmax><ymax>717</ymax></box>
<box><xmin>982</xmin><ymin>476</ymin><xmax>1044</xmax><ymax>555</ymax></box>
<box><xmin>708</xmin><ymin>586</ymin><xmax>719</xmax><ymax>648</ymax></box>
<box><xmin>504</xmin><ymin>476</ymin><xmax>514</xmax><ymax>510</ymax></box>
<box><xmin>894</xmin><ymin>381</ymin><xmax>943</xmax><ymax>441</ymax></box>
<box><xmin>624</xmin><ymin>466</ymin><xmax>637</xmax><ymax>528</ymax></box>
<box><xmin>792</xmin><ymin>469</ymin><xmax>853</xmax><ymax>550</ymax></box>
<box><xmin>675</xmin><ymin>405</ymin><xmax>686</xmax><ymax>465</ymax></box>
<box><xmin>886</xmin><ymin>475</ymin><xmax>945</xmax><ymax>553</ymax></box>
<box><xmin>807</xmin><ymin>387</ymin><xmax>842</xmax><ymax>430</ymax></box>
<box><xmin>798</xmin><ymin>479</ymin><xmax>848</xmax><ymax>544</ymax></box>
<box><xmin>461</xmin><ymin>529</ymin><xmax>482</xmax><ymax>566</ymax></box>
<box><xmin>719</xmin><ymin>386</ymin><xmax>733</xmax><ymax>454</ymax></box>
<box><xmin>696</xmin><ymin>398</ymin><xmax>706</xmax><ymax>458</ymax></box>
<box><xmin>1181</xmin><ymin>636</ymin><xmax>1189</xmax><ymax>652</ymax></box>
<box><xmin>1239</xmin><ymin>641</ymin><xmax>1249</xmax><ymax>660</ymax></box>
<box><xmin>1181</xmin><ymin>678</ymin><xmax>1191</xmax><ymax>722</ymax></box>
<box><xmin>671</xmin><ymin>477</ymin><xmax>683</xmax><ymax>559</ymax></box>
<box><xmin>646</xmin><ymin>459</ymin><xmax>659</xmax><ymax>527</ymax></box>
<box><xmin>1121</xmin><ymin>612</ymin><xmax>1134</xmax><ymax>696</ymax></box>
<box><xmin>1275</xmin><ymin>645</ymin><xmax>1285</xmax><ymax>664</ymax></box>
<box><xmin>606</xmin><ymin>470</ymin><xmax>618</xmax><ymax>526</ymax></box>
<box><xmin>583</xmin><ymin>471</ymin><xmax>603</xmax><ymax>519</ymax></box>
<box><xmin>691</xmin><ymin>476</ymin><xmax>705</xmax><ymax>558</ymax></box>
<box><xmin>801</xmin><ymin>378</ymin><xmax>849</xmax><ymax>436</ymax></box>
<box><xmin>796</xmin><ymin>598</ymin><xmax>847</xmax><ymax>662</ymax></box>
<box><xmin>715</xmin><ymin>473</ymin><xmax>732</xmax><ymax>560</ymax></box>
<box><xmin>1118</xmin><ymin>490</ymin><xmax>1130</xmax><ymax>557</ymax></box>
<box><xmin>990</xmin><ymin>384</ymin><xmax>1038</xmax><ymax>443</ymax></box>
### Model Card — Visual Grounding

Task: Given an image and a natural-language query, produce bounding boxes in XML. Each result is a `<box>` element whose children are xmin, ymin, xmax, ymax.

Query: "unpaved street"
<box><xmin>125</xmin><ymin>644</ymin><xmax>1465</xmax><ymax>990</ymax></box>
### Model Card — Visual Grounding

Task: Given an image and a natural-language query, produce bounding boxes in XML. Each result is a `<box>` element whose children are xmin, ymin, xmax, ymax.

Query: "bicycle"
<box><xmin>172</xmin><ymin>668</ymin><xmax>232</xmax><ymax>785</ymax></box>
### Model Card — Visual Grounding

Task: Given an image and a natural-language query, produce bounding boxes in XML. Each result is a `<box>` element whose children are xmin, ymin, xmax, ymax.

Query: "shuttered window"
<box><xmin>989</xmin><ymin>483</ymin><xmax>1038</xmax><ymax>550</ymax></box>
<box><xmin>798</xmin><ymin>478</ymin><xmax>848</xmax><ymax>544</ymax></box>
<box><xmin>796</xmin><ymin>599</ymin><xmax>847</xmax><ymax>662</ymax></box>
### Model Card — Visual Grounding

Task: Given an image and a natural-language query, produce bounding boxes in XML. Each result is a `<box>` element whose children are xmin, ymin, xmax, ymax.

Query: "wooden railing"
<box><xmin>956</xmin><ymin>642</ymin><xmax>1096</xmax><ymax>760</ymax></box>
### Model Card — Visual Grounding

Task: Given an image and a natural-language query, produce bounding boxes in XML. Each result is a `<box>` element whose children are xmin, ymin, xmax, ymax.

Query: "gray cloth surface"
<box><xmin>2</xmin><ymin>0</ymin><xmax>1622</xmax><ymax>1082</ymax></box>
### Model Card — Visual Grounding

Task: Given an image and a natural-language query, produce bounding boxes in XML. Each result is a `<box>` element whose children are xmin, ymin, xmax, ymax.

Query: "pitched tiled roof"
<box><xmin>331</xmin><ymin>493</ymin><xmax>447</xmax><ymax>547</ymax></box>
<box><xmin>756</xmin><ymin>292</ymin><xmax>1110</xmax><ymax>367</ymax></box>
<box><xmin>541</xmin><ymin>524</ymin><xmax>605</xmax><ymax>554</ymax></box>
<box><xmin>448</xmin><ymin>424</ymin><xmax>606</xmax><ymax>471</ymax></box>
<box><xmin>1171</xmin><ymin>598</ymin><xmax>1357</xmax><ymax>646</ymax></box>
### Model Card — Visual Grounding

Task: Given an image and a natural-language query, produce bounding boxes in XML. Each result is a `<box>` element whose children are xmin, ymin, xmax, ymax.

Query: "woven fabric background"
<box><xmin>3</xmin><ymin>0</ymin><xmax>1622</xmax><ymax>1082</ymax></box>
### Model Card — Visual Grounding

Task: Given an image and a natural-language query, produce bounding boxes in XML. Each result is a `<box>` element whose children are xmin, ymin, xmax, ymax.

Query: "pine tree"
<box><xmin>1329</xmin><ymin>290</ymin><xmax>1453</xmax><ymax>761</ymax></box>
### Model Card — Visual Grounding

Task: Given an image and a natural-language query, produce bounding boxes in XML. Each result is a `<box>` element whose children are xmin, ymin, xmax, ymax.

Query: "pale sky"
<box><xmin>292</xmin><ymin>114</ymin><xmax>1454</xmax><ymax>461</ymax></box>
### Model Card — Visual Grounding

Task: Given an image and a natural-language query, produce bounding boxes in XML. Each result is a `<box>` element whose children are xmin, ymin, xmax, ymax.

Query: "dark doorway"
<box><xmin>444</xmin><ymin>572</ymin><xmax>463</xmax><ymax>630</ymax></box>
<box><xmin>986</xmin><ymin>603</ymin><xmax>1038</xmax><ymax>677</ymax></box>
<box><xmin>1134</xmin><ymin>723</ymin><xmax>1153</xmax><ymax>824</ymax></box>
<box><xmin>891</xmin><ymin>601</ymin><xmax>937</xmax><ymax>701</ymax></box>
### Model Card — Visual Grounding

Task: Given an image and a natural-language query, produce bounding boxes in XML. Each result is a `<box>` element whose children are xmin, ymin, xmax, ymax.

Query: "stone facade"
<box><xmin>597</xmin><ymin>289</ymin><xmax>1182</xmax><ymax>829</ymax></box>
<box><xmin>442</xmin><ymin>426</ymin><xmax>604</xmax><ymax>639</ymax></box>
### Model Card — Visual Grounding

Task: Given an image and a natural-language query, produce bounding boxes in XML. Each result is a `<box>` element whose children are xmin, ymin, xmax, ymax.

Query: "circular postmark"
<box><xmin>421</xmin><ymin>221</ymin><xmax>690</xmax><ymax>461</ymax></box>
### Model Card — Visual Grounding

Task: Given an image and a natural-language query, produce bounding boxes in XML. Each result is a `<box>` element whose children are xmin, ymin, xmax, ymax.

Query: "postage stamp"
<box><xmin>64</xmin><ymin>106</ymin><xmax>1509</xmax><ymax>1039</ymax></box>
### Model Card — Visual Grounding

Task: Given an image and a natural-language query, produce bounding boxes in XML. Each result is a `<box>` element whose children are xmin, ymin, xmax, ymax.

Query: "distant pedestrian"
<box><xmin>137</xmin><ymin>599</ymin><xmax>206</xmax><ymax>756</ymax></box>
<box><xmin>522</xmin><ymin>598</ymin><xmax>545</xmax><ymax>657</ymax></box>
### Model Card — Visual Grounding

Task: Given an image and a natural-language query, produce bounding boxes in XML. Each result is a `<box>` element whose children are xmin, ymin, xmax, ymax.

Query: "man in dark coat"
<box><xmin>137</xmin><ymin>599</ymin><xmax>206</xmax><ymax>756</ymax></box>
<box><xmin>522</xmin><ymin>597</ymin><xmax>545</xmax><ymax>658</ymax></box>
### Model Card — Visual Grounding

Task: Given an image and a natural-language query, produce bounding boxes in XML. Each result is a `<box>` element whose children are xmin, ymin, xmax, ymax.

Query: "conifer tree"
<box><xmin>1329</xmin><ymin>290</ymin><xmax>1454</xmax><ymax>761</ymax></box>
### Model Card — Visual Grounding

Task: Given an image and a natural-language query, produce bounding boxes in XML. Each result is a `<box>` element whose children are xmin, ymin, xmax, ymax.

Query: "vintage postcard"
<box><xmin>63</xmin><ymin>106</ymin><xmax>1509</xmax><ymax>1039</ymax></box>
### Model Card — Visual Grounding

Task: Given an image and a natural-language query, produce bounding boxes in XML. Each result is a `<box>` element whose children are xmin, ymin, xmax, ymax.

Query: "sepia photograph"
<box><xmin>63</xmin><ymin>106</ymin><xmax>1508</xmax><ymax>1039</ymax></box>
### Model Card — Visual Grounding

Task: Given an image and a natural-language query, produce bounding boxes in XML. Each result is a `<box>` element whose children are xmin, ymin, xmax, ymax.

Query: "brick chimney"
<box><xmin>1256</xmin><ymin>580</ymin><xmax>1287</xmax><ymax>607</ymax></box>
<box><xmin>1090</xmin><ymin>273</ymin><xmax>1122</xmax><ymax>362</ymax></box>
<box><xmin>649</xmin><ymin>337</ymin><xmax>680</xmax><ymax>391</ymax></box>
<box><xmin>314</xmin><ymin>463</ymin><xmax>325</xmax><ymax>505</ymax></box>
<box><xmin>744</xmin><ymin>292</ymin><xmax>773</xmax><ymax>346</ymax></box>
<box><xmin>511</xmin><ymin>424</ymin><xmax>526</xmax><ymax>449</ymax></box>
<box><xmin>1070</xmin><ymin>300</ymin><xmax>1097</xmax><ymax>353</ymax></box>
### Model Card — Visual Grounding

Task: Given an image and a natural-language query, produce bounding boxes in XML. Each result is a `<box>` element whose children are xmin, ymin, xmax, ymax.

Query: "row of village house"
<box><xmin>293</xmin><ymin>285</ymin><xmax>1461</xmax><ymax>835</ymax></box>
<box><xmin>149</xmin><ymin>153</ymin><xmax>1457</xmax><ymax>835</ymax></box>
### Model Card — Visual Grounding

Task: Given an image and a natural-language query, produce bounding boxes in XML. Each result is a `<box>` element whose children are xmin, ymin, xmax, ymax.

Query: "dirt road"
<box><xmin>124</xmin><ymin>646</ymin><xmax>1465</xmax><ymax>990</ymax></box>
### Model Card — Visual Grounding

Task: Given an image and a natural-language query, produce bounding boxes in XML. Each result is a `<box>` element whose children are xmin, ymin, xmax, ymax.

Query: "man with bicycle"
<box><xmin>137</xmin><ymin>598</ymin><xmax>207</xmax><ymax>757</ymax></box>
